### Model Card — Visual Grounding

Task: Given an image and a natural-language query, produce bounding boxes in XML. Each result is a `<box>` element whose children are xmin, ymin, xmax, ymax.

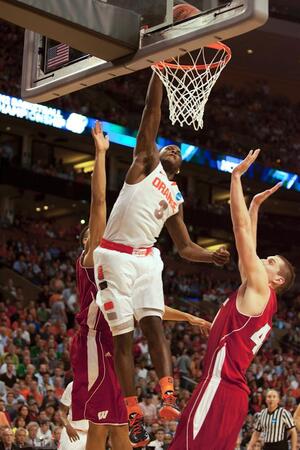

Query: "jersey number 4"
<box><xmin>250</xmin><ymin>323</ymin><xmax>271</xmax><ymax>354</ymax></box>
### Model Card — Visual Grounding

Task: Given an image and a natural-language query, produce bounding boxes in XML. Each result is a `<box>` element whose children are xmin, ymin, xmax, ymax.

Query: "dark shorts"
<box><xmin>263</xmin><ymin>441</ymin><xmax>289</xmax><ymax>450</ymax></box>
<box><xmin>71</xmin><ymin>330</ymin><xmax>127</xmax><ymax>425</ymax></box>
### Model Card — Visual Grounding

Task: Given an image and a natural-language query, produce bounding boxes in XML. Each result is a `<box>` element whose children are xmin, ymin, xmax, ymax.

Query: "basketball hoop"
<box><xmin>152</xmin><ymin>42</ymin><xmax>231</xmax><ymax>131</ymax></box>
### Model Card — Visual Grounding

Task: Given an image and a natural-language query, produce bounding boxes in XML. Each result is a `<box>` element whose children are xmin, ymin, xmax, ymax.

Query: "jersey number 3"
<box><xmin>155</xmin><ymin>200</ymin><xmax>168</xmax><ymax>220</ymax></box>
<box><xmin>250</xmin><ymin>323</ymin><xmax>271</xmax><ymax>354</ymax></box>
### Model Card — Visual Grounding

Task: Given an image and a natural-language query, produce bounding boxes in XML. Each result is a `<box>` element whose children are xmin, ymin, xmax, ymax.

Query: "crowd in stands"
<box><xmin>0</xmin><ymin>22</ymin><xmax>22</xmax><ymax>96</ymax></box>
<box><xmin>0</xmin><ymin>138</ymin><xmax>92</xmax><ymax>186</ymax></box>
<box><xmin>30</xmin><ymin>159</ymin><xmax>91</xmax><ymax>186</ymax></box>
<box><xmin>1</xmin><ymin>20</ymin><xmax>300</xmax><ymax>175</ymax></box>
<box><xmin>85</xmin><ymin>75</ymin><xmax>300</xmax><ymax>174</ymax></box>
<box><xmin>0</xmin><ymin>217</ymin><xmax>299</xmax><ymax>449</ymax></box>
<box><xmin>0</xmin><ymin>11</ymin><xmax>300</xmax><ymax>450</ymax></box>
<box><xmin>270</xmin><ymin>0</ymin><xmax>300</xmax><ymax>22</ymax></box>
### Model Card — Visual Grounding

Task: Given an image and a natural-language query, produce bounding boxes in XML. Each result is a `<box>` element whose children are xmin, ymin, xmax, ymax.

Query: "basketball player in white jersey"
<box><xmin>60</xmin><ymin>382</ymin><xmax>88</xmax><ymax>450</ymax></box>
<box><xmin>93</xmin><ymin>72</ymin><xmax>230</xmax><ymax>447</ymax></box>
<box><xmin>74</xmin><ymin>121</ymin><xmax>210</xmax><ymax>450</ymax></box>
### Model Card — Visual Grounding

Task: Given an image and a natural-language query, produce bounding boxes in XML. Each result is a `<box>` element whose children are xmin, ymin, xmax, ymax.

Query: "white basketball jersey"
<box><xmin>104</xmin><ymin>162</ymin><xmax>184</xmax><ymax>247</ymax></box>
<box><xmin>60</xmin><ymin>382</ymin><xmax>89</xmax><ymax>431</ymax></box>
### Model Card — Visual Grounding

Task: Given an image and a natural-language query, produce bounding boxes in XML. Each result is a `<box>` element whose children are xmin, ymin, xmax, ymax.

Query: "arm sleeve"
<box><xmin>60</xmin><ymin>382</ymin><xmax>72</xmax><ymax>407</ymax></box>
<box><xmin>283</xmin><ymin>409</ymin><xmax>296</xmax><ymax>430</ymax></box>
<box><xmin>254</xmin><ymin>413</ymin><xmax>262</xmax><ymax>432</ymax></box>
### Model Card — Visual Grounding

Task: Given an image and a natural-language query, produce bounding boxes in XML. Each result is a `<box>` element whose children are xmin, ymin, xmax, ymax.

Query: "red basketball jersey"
<box><xmin>202</xmin><ymin>287</ymin><xmax>277</xmax><ymax>393</ymax></box>
<box><xmin>169</xmin><ymin>288</ymin><xmax>277</xmax><ymax>450</ymax></box>
<box><xmin>75</xmin><ymin>255</ymin><xmax>113</xmax><ymax>352</ymax></box>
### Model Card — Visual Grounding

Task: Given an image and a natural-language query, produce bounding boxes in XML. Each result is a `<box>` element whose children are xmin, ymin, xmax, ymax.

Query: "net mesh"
<box><xmin>152</xmin><ymin>43</ymin><xmax>231</xmax><ymax>131</ymax></box>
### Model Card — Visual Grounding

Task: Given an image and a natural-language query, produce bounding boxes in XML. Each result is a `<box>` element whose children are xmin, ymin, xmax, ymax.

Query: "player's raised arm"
<box><xmin>249</xmin><ymin>183</ymin><xmax>282</xmax><ymax>249</ymax></box>
<box><xmin>230</xmin><ymin>150</ymin><xmax>269</xmax><ymax>304</ymax></box>
<box><xmin>165</xmin><ymin>205</ymin><xmax>230</xmax><ymax>266</ymax></box>
<box><xmin>126</xmin><ymin>73</ymin><xmax>163</xmax><ymax>183</ymax></box>
<box><xmin>239</xmin><ymin>183</ymin><xmax>282</xmax><ymax>282</ymax></box>
<box><xmin>82</xmin><ymin>121</ymin><xmax>109</xmax><ymax>267</ymax></box>
<box><xmin>134</xmin><ymin>72</ymin><xmax>163</xmax><ymax>159</ymax></box>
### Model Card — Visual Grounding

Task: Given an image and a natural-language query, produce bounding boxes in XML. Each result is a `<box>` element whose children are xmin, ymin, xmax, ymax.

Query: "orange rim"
<box><xmin>154</xmin><ymin>42</ymin><xmax>231</xmax><ymax>71</ymax></box>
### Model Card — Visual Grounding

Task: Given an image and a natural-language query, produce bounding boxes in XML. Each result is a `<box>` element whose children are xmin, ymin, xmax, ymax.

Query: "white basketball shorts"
<box><xmin>59</xmin><ymin>428</ymin><xmax>87</xmax><ymax>450</ymax></box>
<box><xmin>93</xmin><ymin>246</ymin><xmax>165</xmax><ymax>336</ymax></box>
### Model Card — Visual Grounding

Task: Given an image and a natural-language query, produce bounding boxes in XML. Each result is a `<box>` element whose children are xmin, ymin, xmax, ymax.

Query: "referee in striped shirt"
<box><xmin>247</xmin><ymin>390</ymin><xmax>297</xmax><ymax>450</ymax></box>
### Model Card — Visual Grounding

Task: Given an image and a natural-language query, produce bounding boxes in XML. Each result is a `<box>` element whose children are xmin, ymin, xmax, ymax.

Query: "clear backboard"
<box><xmin>19</xmin><ymin>0</ymin><xmax>269</xmax><ymax>103</ymax></box>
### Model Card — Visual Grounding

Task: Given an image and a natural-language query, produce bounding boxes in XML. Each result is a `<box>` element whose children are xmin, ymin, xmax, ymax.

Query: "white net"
<box><xmin>152</xmin><ymin>43</ymin><xmax>231</xmax><ymax>131</ymax></box>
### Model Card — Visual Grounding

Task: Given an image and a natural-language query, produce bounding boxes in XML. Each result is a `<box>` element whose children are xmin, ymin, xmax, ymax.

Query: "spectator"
<box><xmin>28</xmin><ymin>381</ymin><xmax>42</xmax><ymax>408</ymax></box>
<box><xmin>26</xmin><ymin>422</ymin><xmax>40</xmax><ymax>447</ymax></box>
<box><xmin>4</xmin><ymin>393</ymin><xmax>17</xmax><ymax>422</ymax></box>
<box><xmin>0</xmin><ymin>365</ymin><xmax>17</xmax><ymax>389</ymax></box>
<box><xmin>41</xmin><ymin>388</ymin><xmax>59</xmax><ymax>411</ymax></box>
<box><xmin>0</xmin><ymin>383</ymin><xmax>6</xmax><ymax>399</ymax></box>
<box><xmin>163</xmin><ymin>433</ymin><xmax>173</xmax><ymax>449</ymax></box>
<box><xmin>16</xmin><ymin>406</ymin><xmax>29</xmax><ymax>427</ymax></box>
<box><xmin>139</xmin><ymin>395</ymin><xmax>157</xmax><ymax>423</ymax></box>
<box><xmin>147</xmin><ymin>428</ymin><xmax>165</xmax><ymax>448</ymax></box>
<box><xmin>51</xmin><ymin>427</ymin><xmax>62</xmax><ymax>448</ymax></box>
<box><xmin>0</xmin><ymin>329</ymin><xmax>9</xmax><ymax>356</ymax></box>
<box><xmin>0</xmin><ymin>401</ymin><xmax>9</xmax><ymax>427</ymax></box>
<box><xmin>0</xmin><ymin>427</ymin><xmax>18</xmax><ymax>450</ymax></box>
<box><xmin>136</xmin><ymin>357</ymin><xmax>148</xmax><ymax>380</ymax></box>
<box><xmin>167</xmin><ymin>421</ymin><xmax>178</xmax><ymax>437</ymax></box>
<box><xmin>12</xmin><ymin>417</ymin><xmax>26</xmax><ymax>431</ymax></box>
<box><xmin>12</xmin><ymin>255</ymin><xmax>27</xmax><ymax>276</ymax></box>
<box><xmin>14</xmin><ymin>427</ymin><xmax>27</xmax><ymax>448</ymax></box>
<box><xmin>176</xmin><ymin>349</ymin><xmax>192</xmax><ymax>388</ymax></box>
<box><xmin>36</xmin><ymin>420</ymin><xmax>52</xmax><ymax>447</ymax></box>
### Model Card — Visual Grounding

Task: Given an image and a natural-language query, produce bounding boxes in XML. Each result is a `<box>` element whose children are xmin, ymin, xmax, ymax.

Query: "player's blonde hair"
<box><xmin>276</xmin><ymin>255</ymin><xmax>296</xmax><ymax>294</ymax></box>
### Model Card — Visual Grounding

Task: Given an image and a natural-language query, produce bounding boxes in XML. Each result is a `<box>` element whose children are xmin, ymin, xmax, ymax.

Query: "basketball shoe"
<box><xmin>129</xmin><ymin>412</ymin><xmax>150</xmax><ymax>447</ymax></box>
<box><xmin>159</xmin><ymin>391</ymin><xmax>181</xmax><ymax>420</ymax></box>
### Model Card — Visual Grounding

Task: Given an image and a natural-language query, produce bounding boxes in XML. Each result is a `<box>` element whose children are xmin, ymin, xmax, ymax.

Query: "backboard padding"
<box><xmin>20</xmin><ymin>0</ymin><xmax>269</xmax><ymax>102</ymax></box>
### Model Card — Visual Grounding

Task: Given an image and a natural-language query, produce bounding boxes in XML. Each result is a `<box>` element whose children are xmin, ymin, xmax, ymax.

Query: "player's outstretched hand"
<box><xmin>250</xmin><ymin>182</ymin><xmax>282</xmax><ymax>208</ymax></box>
<box><xmin>232</xmin><ymin>149</ymin><xmax>260</xmax><ymax>177</ymax></box>
<box><xmin>188</xmin><ymin>315</ymin><xmax>211</xmax><ymax>337</ymax></box>
<box><xmin>66</xmin><ymin>424</ymin><xmax>80</xmax><ymax>442</ymax></box>
<box><xmin>92</xmin><ymin>120</ymin><xmax>109</xmax><ymax>154</ymax></box>
<box><xmin>212</xmin><ymin>247</ymin><xmax>230</xmax><ymax>266</ymax></box>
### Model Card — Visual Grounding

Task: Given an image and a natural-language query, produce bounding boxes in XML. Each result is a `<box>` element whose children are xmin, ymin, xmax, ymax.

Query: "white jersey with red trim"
<box><xmin>103</xmin><ymin>162</ymin><xmax>184</xmax><ymax>247</ymax></box>
<box><xmin>60</xmin><ymin>382</ymin><xmax>89</xmax><ymax>431</ymax></box>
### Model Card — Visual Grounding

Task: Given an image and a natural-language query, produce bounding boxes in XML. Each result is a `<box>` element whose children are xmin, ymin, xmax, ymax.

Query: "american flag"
<box><xmin>47</xmin><ymin>43</ymin><xmax>70</xmax><ymax>70</ymax></box>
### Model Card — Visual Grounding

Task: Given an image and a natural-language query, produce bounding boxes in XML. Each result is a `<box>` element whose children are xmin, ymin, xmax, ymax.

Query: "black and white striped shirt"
<box><xmin>255</xmin><ymin>407</ymin><xmax>295</xmax><ymax>443</ymax></box>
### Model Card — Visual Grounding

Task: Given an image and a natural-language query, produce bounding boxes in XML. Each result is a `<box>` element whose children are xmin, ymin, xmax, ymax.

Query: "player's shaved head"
<box><xmin>159</xmin><ymin>145</ymin><xmax>182</xmax><ymax>176</ymax></box>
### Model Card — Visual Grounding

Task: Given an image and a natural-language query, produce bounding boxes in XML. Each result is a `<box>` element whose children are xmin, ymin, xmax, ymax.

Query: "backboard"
<box><xmin>20</xmin><ymin>0</ymin><xmax>269</xmax><ymax>103</ymax></box>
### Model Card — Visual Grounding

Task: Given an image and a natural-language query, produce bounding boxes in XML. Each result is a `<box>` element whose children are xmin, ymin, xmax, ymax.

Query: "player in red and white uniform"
<box><xmin>71</xmin><ymin>122</ymin><xmax>131</xmax><ymax>450</ymax></box>
<box><xmin>169</xmin><ymin>150</ymin><xmax>295</xmax><ymax>450</ymax></box>
<box><xmin>59</xmin><ymin>382</ymin><xmax>88</xmax><ymax>450</ymax></box>
<box><xmin>93</xmin><ymin>73</ymin><xmax>230</xmax><ymax>447</ymax></box>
